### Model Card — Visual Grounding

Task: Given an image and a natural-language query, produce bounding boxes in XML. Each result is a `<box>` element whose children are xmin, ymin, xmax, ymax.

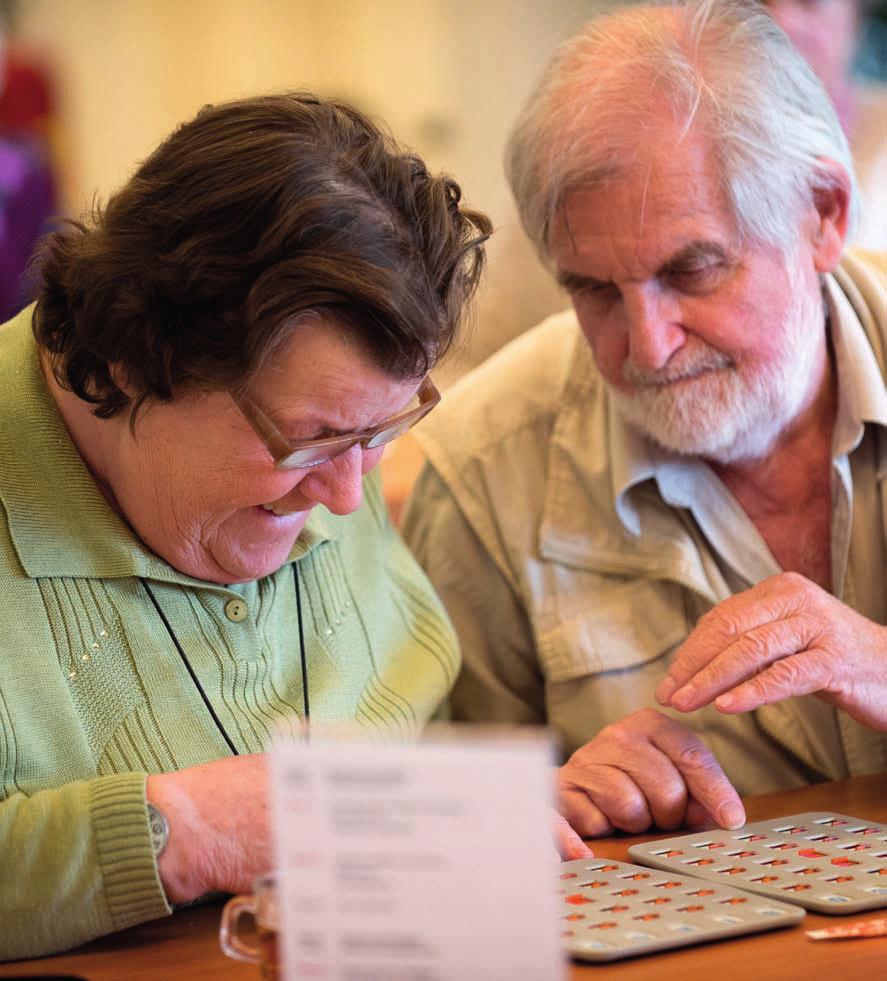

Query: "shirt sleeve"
<box><xmin>402</xmin><ymin>462</ymin><xmax>546</xmax><ymax>727</ymax></box>
<box><xmin>0</xmin><ymin>771</ymin><xmax>170</xmax><ymax>960</ymax></box>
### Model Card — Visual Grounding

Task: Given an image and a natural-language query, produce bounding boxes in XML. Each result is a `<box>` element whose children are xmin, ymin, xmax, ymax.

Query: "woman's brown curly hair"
<box><xmin>33</xmin><ymin>92</ymin><xmax>491</xmax><ymax>419</ymax></box>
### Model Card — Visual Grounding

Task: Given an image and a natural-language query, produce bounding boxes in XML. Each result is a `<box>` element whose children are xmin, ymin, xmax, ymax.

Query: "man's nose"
<box><xmin>297</xmin><ymin>444</ymin><xmax>365</xmax><ymax>515</ymax></box>
<box><xmin>621</xmin><ymin>283</ymin><xmax>685</xmax><ymax>373</ymax></box>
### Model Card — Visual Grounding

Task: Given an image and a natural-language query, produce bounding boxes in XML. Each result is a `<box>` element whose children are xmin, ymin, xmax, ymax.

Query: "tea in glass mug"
<box><xmin>220</xmin><ymin>871</ymin><xmax>279</xmax><ymax>979</ymax></box>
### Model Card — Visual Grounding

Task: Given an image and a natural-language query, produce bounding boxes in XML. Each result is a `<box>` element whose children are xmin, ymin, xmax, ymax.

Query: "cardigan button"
<box><xmin>224</xmin><ymin>598</ymin><xmax>248</xmax><ymax>622</ymax></box>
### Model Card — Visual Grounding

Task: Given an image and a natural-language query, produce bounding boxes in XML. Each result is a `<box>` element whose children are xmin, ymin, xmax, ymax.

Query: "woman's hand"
<box><xmin>557</xmin><ymin>708</ymin><xmax>745</xmax><ymax>837</ymax></box>
<box><xmin>148</xmin><ymin>754</ymin><xmax>595</xmax><ymax>895</ymax></box>
<box><xmin>553</xmin><ymin>810</ymin><xmax>594</xmax><ymax>860</ymax></box>
<box><xmin>656</xmin><ymin>573</ymin><xmax>887</xmax><ymax>731</ymax></box>
<box><xmin>147</xmin><ymin>754</ymin><xmax>271</xmax><ymax>904</ymax></box>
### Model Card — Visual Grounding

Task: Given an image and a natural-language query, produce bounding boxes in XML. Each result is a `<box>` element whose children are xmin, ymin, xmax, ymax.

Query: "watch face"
<box><xmin>147</xmin><ymin>803</ymin><xmax>169</xmax><ymax>857</ymax></box>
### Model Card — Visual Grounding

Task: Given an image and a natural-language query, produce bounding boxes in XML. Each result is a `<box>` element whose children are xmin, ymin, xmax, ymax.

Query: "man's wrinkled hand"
<box><xmin>656</xmin><ymin>572</ymin><xmax>887</xmax><ymax>731</ymax></box>
<box><xmin>557</xmin><ymin>708</ymin><xmax>745</xmax><ymax>837</ymax></box>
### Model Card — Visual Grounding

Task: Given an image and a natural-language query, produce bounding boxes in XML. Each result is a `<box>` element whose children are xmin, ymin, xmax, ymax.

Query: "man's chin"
<box><xmin>616</xmin><ymin>403</ymin><xmax>736</xmax><ymax>460</ymax></box>
<box><xmin>611</xmin><ymin>383</ymin><xmax>740</xmax><ymax>457</ymax></box>
<box><xmin>627</xmin><ymin>415</ymin><xmax>780</xmax><ymax>466</ymax></box>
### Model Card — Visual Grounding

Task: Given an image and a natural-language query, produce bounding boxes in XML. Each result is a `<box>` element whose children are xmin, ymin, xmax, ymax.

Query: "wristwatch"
<box><xmin>147</xmin><ymin>802</ymin><xmax>170</xmax><ymax>858</ymax></box>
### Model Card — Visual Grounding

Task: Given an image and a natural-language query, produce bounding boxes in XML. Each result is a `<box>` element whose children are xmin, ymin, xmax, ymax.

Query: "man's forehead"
<box><xmin>552</xmin><ymin>203</ymin><xmax>734</xmax><ymax>277</ymax></box>
<box><xmin>549</xmin><ymin>136</ymin><xmax>738</xmax><ymax>273</ymax></box>
<box><xmin>557</xmin><ymin>179</ymin><xmax>717</xmax><ymax>237</ymax></box>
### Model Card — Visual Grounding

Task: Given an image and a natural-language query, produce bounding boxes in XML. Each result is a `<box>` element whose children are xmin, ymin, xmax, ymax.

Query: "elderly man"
<box><xmin>403</xmin><ymin>0</ymin><xmax>887</xmax><ymax>843</ymax></box>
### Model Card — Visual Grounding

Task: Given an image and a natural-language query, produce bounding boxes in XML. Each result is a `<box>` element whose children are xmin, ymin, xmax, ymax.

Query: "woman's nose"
<box><xmin>296</xmin><ymin>444</ymin><xmax>365</xmax><ymax>515</ymax></box>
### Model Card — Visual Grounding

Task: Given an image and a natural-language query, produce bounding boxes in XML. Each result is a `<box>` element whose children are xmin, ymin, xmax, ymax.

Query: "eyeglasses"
<box><xmin>235</xmin><ymin>376</ymin><xmax>441</xmax><ymax>471</ymax></box>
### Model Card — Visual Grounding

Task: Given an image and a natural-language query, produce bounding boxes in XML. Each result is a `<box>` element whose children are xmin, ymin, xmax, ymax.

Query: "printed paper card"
<box><xmin>270</xmin><ymin>725</ymin><xmax>564</xmax><ymax>981</ymax></box>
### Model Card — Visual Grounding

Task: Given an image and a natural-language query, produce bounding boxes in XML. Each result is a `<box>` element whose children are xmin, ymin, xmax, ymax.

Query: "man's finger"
<box><xmin>685</xmin><ymin>796</ymin><xmax>716</xmax><ymax>829</ymax></box>
<box><xmin>558</xmin><ymin>784</ymin><xmax>614</xmax><ymax>838</ymax></box>
<box><xmin>667</xmin><ymin>615</ymin><xmax>817</xmax><ymax>711</ymax></box>
<box><xmin>715</xmin><ymin>651</ymin><xmax>831</xmax><ymax>712</ymax></box>
<box><xmin>650</xmin><ymin>725</ymin><xmax>745</xmax><ymax>830</ymax></box>
<box><xmin>655</xmin><ymin>609</ymin><xmax>741</xmax><ymax>704</ymax></box>
<box><xmin>657</xmin><ymin>576</ymin><xmax>815</xmax><ymax>705</ymax></box>
<box><xmin>567</xmin><ymin>766</ymin><xmax>655</xmax><ymax>835</ymax></box>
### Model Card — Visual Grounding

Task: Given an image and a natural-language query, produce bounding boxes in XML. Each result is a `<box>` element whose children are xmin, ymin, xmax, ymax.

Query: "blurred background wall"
<box><xmin>5</xmin><ymin>0</ymin><xmax>602</xmax><ymax>374</ymax></box>
<box><xmin>12</xmin><ymin>1</ymin><xmax>585</xmax><ymax>212</ymax></box>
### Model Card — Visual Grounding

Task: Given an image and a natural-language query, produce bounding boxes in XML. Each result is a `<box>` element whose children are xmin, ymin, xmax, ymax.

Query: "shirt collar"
<box><xmin>0</xmin><ymin>309</ymin><xmax>335</xmax><ymax>582</ymax></box>
<box><xmin>825</xmin><ymin>273</ymin><xmax>887</xmax><ymax>466</ymax></box>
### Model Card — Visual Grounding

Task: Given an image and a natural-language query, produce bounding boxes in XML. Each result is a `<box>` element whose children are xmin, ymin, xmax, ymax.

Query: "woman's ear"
<box><xmin>809</xmin><ymin>158</ymin><xmax>852</xmax><ymax>274</ymax></box>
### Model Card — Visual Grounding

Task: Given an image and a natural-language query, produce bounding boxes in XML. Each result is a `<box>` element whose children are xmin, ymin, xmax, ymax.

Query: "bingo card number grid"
<box><xmin>628</xmin><ymin>811</ymin><xmax>887</xmax><ymax>915</ymax></box>
<box><xmin>558</xmin><ymin>857</ymin><xmax>803</xmax><ymax>962</ymax></box>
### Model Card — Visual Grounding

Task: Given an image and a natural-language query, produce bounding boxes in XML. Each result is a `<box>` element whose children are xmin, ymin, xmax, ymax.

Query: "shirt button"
<box><xmin>224</xmin><ymin>598</ymin><xmax>248</xmax><ymax>622</ymax></box>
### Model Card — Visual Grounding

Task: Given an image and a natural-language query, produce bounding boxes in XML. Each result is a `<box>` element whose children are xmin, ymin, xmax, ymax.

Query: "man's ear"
<box><xmin>808</xmin><ymin>158</ymin><xmax>852</xmax><ymax>274</ymax></box>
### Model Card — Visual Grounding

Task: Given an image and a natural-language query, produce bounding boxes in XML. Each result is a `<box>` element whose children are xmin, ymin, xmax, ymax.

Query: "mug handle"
<box><xmin>219</xmin><ymin>894</ymin><xmax>260</xmax><ymax>964</ymax></box>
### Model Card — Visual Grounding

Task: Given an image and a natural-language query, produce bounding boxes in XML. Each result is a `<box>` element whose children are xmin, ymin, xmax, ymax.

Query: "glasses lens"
<box><xmin>365</xmin><ymin>416</ymin><xmax>417</xmax><ymax>450</ymax></box>
<box><xmin>365</xmin><ymin>392</ymin><xmax>438</xmax><ymax>450</ymax></box>
<box><xmin>267</xmin><ymin>379</ymin><xmax>438</xmax><ymax>470</ymax></box>
<box><xmin>276</xmin><ymin>440</ymin><xmax>357</xmax><ymax>471</ymax></box>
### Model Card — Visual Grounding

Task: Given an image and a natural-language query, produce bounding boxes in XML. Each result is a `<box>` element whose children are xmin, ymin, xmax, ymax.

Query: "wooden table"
<box><xmin>1</xmin><ymin>772</ymin><xmax>884</xmax><ymax>980</ymax></box>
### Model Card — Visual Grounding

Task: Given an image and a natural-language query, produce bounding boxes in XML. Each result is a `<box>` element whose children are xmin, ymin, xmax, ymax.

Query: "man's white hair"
<box><xmin>506</xmin><ymin>0</ymin><xmax>858</xmax><ymax>258</ymax></box>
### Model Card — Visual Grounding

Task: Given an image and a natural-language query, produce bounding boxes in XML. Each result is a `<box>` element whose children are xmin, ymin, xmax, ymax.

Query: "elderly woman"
<box><xmin>0</xmin><ymin>93</ymin><xmax>490</xmax><ymax>959</ymax></box>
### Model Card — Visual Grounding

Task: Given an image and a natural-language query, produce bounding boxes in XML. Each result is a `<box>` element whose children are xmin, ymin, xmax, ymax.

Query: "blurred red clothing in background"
<box><xmin>0</xmin><ymin>44</ymin><xmax>57</xmax><ymax>320</ymax></box>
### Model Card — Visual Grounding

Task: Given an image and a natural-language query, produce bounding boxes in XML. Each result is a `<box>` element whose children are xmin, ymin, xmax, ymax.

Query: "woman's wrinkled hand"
<box><xmin>147</xmin><ymin>754</ymin><xmax>271</xmax><ymax>905</ymax></box>
<box><xmin>553</xmin><ymin>809</ymin><xmax>594</xmax><ymax>861</ymax></box>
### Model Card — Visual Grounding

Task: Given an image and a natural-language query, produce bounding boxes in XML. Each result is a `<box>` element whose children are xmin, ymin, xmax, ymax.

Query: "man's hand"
<box><xmin>557</xmin><ymin>708</ymin><xmax>745</xmax><ymax>837</ymax></box>
<box><xmin>147</xmin><ymin>754</ymin><xmax>271</xmax><ymax>905</ymax></box>
<box><xmin>656</xmin><ymin>572</ymin><xmax>887</xmax><ymax>731</ymax></box>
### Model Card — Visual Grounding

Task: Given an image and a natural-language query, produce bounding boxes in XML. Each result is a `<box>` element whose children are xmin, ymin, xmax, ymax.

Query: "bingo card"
<box><xmin>559</xmin><ymin>857</ymin><xmax>803</xmax><ymax>962</ymax></box>
<box><xmin>628</xmin><ymin>812</ymin><xmax>887</xmax><ymax>915</ymax></box>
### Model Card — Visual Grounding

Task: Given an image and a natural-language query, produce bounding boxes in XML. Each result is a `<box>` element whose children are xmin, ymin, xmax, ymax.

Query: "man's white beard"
<box><xmin>608</xmin><ymin>271</ymin><xmax>825</xmax><ymax>465</ymax></box>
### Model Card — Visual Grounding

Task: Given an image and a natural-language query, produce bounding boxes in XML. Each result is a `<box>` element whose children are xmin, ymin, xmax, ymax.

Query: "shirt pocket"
<box><xmin>535</xmin><ymin>577</ymin><xmax>689</xmax><ymax>684</ymax></box>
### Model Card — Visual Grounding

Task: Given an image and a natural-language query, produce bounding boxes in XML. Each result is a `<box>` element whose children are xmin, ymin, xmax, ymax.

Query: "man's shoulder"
<box><xmin>450</xmin><ymin>306</ymin><xmax>586</xmax><ymax>411</ymax></box>
<box><xmin>842</xmin><ymin>247</ymin><xmax>887</xmax><ymax>279</ymax></box>
<box><xmin>418</xmin><ymin>308</ymin><xmax>596</xmax><ymax>461</ymax></box>
<box><xmin>836</xmin><ymin>249</ymin><xmax>887</xmax><ymax>342</ymax></box>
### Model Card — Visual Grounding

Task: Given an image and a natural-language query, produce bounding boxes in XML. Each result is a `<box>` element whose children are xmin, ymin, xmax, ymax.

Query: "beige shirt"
<box><xmin>403</xmin><ymin>251</ymin><xmax>887</xmax><ymax>794</ymax></box>
<box><xmin>851</xmin><ymin>84</ymin><xmax>887</xmax><ymax>251</ymax></box>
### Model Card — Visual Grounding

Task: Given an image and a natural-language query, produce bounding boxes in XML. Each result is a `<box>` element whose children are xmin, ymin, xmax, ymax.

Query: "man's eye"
<box><xmin>576</xmin><ymin>281</ymin><xmax>618</xmax><ymax>300</ymax></box>
<box><xmin>669</xmin><ymin>264</ymin><xmax>723</xmax><ymax>290</ymax></box>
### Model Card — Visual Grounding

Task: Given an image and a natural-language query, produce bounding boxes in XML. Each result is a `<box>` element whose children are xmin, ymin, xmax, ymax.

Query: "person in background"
<box><xmin>764</xmin><ymin>0</ymin><xmax>887</xmax><ymax>249</ymax></box>
<box><xmin>0</xmin><ymin>131</ymin><xmax>54</xmax><ymax>319</ymax></box>
<box><xmin>404</xmin><ymin>0</ymin><xmax>887</xmax><ymax>846</ymax></box>
<box><xmin>0</xmin><ymin>18</ymin><xmax>56</xmax><ymax>320</ymax></box>
<box><xmin>0</xmin><ymin>92</ymin><xmax>493</xmax><ymax>960</ymax></box>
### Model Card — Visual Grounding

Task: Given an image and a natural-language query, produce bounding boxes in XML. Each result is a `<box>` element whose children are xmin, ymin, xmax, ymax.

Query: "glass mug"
<box><xmin>219</xmin><ymin>872</ymin><xmax>280</xmax><ymax>980</ymax></box>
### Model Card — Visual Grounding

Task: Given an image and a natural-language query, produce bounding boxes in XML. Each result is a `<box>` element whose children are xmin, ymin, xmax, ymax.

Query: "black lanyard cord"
<box><xmin>140</xmin><ymin>570</ymin><xmax>311</xmax><ymax>754</ymax></box>
<box><xmin>141</xmin><ymin>577</ymin><xmax>240</xmax><ymax>756</ymax></box>
<box><xmin>293</xmin><ymin>563</ymin><xmax>311</xmax><ymax>723</ymax></box>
